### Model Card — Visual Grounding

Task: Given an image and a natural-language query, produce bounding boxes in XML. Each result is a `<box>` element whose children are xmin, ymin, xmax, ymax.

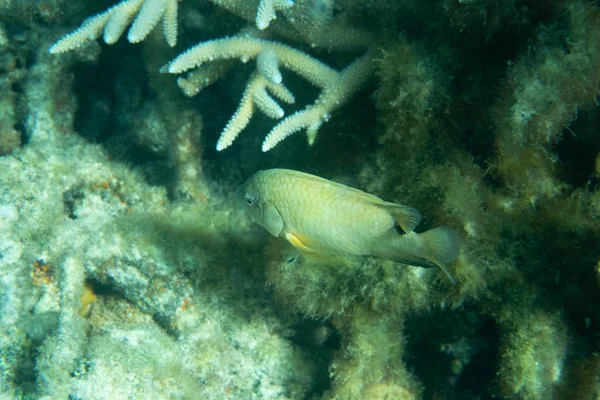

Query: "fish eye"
<box><xmin>244</xmin><ymin>193</ymin><xmax>255</xmax><ymax>206</ymax></box>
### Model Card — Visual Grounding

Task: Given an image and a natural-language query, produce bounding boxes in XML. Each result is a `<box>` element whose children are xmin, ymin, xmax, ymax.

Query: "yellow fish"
<box><xmin>239</xmin><ymin>169</ymin><xmax>461</xmax><ymax>284</ymax></box>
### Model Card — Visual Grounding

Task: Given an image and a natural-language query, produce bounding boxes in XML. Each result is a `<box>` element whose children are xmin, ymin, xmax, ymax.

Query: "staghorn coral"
<box><xmin>48</xmin><ymin>0</ymin><xmax>181</xmax><ymax>52</ymax></box>
<box><xmin>166</xmin><ymin>37</ymin><xmax>373</xmax><ymax>151</ymax></box>
<box><xmin>49</xmin><ymin>0</ymin><xmax>373</xmax><ymax>152</ymax></box>
<box><xmin>211</xmin><ymin>0</ymin><xmax>369</xmax><ymax>50</ymax></box>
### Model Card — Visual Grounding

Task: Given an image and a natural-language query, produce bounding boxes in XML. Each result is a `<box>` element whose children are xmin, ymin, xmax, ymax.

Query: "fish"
<box><xmin>238</xmin><ymin>168</ymin><xmax>461</xmax><ymax>284</ymax></box>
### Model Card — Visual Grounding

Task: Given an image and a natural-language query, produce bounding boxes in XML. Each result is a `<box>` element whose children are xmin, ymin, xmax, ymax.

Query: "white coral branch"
<box><xmin>216</xmin><ymin>72</ymin><xmax>295</xmax><ymax>151</ymax></box>
<box><xmin>263</xmin><ymin>51</ymin><xmax>373</xmax><ymax>151</ymax></box>
<box><xmin>208</xmin><ymin>0</ymin><xmax>371</xmax><ymax>51</ymax></box>
<box><xmin>208</xmin><ymin>0</ymin><xmax>294</xmax><ymax>31</ymax></box>
<box><xmin>257</xmin><ymin>48</ymin><xmax>283</xmax><ymax>84</ymax></box>
<box><xmin>167</xmin><ymin>37</ymin><xmax>338</xmax><ymax>86</ymax></box>
<box><xmin>175</xmin><ymin>59</ymin><xmax>238</xmax><ymax>97</ymax></box>
<box><xmin>166</xmin><ymin>37</ymin><xmax>373</xmax><ymax>151</ymax></box>
<box><xmin>256</xmin><ymin>0</ymin><xmax>294</xmax><ymax>30</ymax></box>
<box><xmin>49</xmin><ymin>0</ymin><xmax>179</xmax><ymax>54</ymax></box>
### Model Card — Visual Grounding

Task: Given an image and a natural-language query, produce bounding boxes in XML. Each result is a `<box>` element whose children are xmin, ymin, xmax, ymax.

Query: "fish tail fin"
<box><xmin>373</xmin><ymin>227</ymin><xmax>461</xmax><ymax>284</ymax></box>
<box><xmin>419</xmin><ymin>227</ymin><xmax>462</xmax><ymax>285</ymax></box>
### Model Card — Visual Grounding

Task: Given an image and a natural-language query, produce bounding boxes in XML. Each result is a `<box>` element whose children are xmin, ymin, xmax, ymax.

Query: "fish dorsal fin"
<box><xmin>331</xmin><ymin>175</ymin><xmax>359</xmax><ymax>188</ymax></box>
<box><xmin>380</xmin><ymin>203</ymin><xmax>422</xmax><ymax>233</ymax></box>
<box><xmin>262</xmin><ymin>204</ymin><xmax>284</xmax><ymax>237</ymax></box>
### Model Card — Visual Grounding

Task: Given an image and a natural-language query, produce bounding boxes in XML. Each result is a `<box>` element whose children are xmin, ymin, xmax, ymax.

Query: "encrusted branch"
<box><xmin>166</xmin><ymin>37</ymin><xmax>373</xmax><ymax>151</ymax></box>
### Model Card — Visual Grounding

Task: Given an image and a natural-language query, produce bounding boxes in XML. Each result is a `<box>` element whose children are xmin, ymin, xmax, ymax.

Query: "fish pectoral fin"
<box><xmin>285</xmin><ymin>232</ymin><xmax>319</xmax><ymax>254</ymax></box>
<box><xmin>263</xmin><ymin>205</ymin><xmax>284</xmax><ymax>237</ymax></box>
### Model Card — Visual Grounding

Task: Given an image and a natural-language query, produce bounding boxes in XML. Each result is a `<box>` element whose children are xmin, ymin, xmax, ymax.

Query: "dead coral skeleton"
<box><xmin>49</xmin><ymin>0</ymin><xmax>373</xmax><ymax>151</ymax></box>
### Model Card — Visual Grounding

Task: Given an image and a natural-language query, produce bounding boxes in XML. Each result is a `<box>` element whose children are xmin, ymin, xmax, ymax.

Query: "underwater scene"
<box><xmin>1</xmin><ymin>0</ymin><xmax>599</xmax><ymax>399</ymax></box>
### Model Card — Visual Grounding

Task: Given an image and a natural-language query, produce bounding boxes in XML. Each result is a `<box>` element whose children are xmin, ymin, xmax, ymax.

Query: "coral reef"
<box><xmin>49</xmin><ymin>0</ymin><xmax>373</xmax><ymax>152</ymax></box>
<box><xmin>0</xmin><ymin>0</ymin><xmax>599</xmax><ymax>399</ymax></box>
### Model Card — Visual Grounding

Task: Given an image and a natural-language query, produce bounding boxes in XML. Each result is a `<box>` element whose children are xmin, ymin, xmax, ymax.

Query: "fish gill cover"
<box><xmin>0</xmin><ymin>0</ymin><xmax>599</xmax><ymax>399</ymax></box>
